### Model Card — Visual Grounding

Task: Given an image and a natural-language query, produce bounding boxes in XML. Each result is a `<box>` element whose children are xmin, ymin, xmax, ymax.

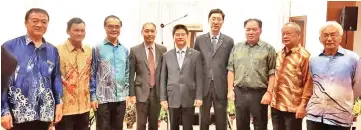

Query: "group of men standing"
<box><xmin>1</xmin><ymin>7</ymin><xmax>361</xmax><ymax>130</ymax></box>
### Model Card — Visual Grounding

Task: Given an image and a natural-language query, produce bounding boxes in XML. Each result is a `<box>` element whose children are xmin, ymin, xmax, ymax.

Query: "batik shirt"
<box><xmin>1</xmin><ymin>35</ymin><xmax>63</xmax><ymax>123</ymax></box>
<box><xmin>90</xmin><ymin>39</ymin><xmax>129</xmax><ymax>104</ymax></box>
<box><xmin>57</xmin><ymin>40</ymin><xmax>92</xmax><ymax>115</ymax></box>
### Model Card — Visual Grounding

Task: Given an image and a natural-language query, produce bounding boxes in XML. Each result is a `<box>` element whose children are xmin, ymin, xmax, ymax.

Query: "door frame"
<box><xmin>289</xmin><ymin>16</ymin><xmax>307</xmax><ymax>47</ymax></box>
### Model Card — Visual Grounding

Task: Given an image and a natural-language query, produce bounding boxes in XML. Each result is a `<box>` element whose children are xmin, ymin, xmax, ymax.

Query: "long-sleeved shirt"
<box><xmin>57</xmin><ymin>40</ymin><xmax>92</xmax><ymax>115</ymax></box>
<box><xmin>227</xmin><ymin>40</ymin><xmax>277</xmax><ymax>89</ymax></box>
<box><xmin>90</xmin><ymin>39</ymin><xmax>129</xmax><ymax>104</ymax></box>
<box><xmin>1</xmin><ymin>35</ymin><xmax>63</xmax><ymax>123</ymax></box>
<box><xmin>271</xmin><ymin>45</ymin><xmax>313</xmax><ymax>113</ymax></box>
<box><xmin>306</xmin><ymin>47</ymin><xmax>361</xmax><ymax>127</ymax></box>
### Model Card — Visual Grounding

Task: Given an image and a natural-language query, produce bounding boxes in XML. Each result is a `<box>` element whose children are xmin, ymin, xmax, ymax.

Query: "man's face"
<box><xmin>142</xmin><ymin>24</ymin><xmax>156</xmax><ymax>44</ymax></box>
<box><xmin>281</xmin><ymin>25</ymin><xmax>300</xmax><ymax>47</ymax></box>
<box><xmin>319</xmin><ymin>26</ymin><xmax>342</xmax><ymax>50</ymax></box>
<box><xmin>174</xmin><ymin>29</ymin><xmax>188</xmax><ymax>46</ymax></box>
<box><xmin>208</xmin><ymin>13</ymin><xmax>224</xmax><ymax>33</ymax></box>
<box><xmin>245</xmin><ymin>21</ymin><xmax>262</xmax><ymax>44</ymax></box>
<box><xmin>104</xmin><ymin>18</ymin><xmax>121</xmax><ymax>39</ymax></box>
<box><xmin>67</xmin><ymin>23</ymin><xmax>86</xmax><ymax>44</ymax></box>
<box><xmin>25</xmin><ymin>12</ymin><xmax>49</xmax><ymax>37</ymax></box>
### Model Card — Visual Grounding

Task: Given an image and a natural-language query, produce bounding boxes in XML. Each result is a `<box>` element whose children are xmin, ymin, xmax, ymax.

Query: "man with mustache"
<box><xmin>227</xmin><ymin>19</ymin><xmax>277</xmax><ymax>130</ymax></box>
<box><xmin>306</xmin><ymin>21</ymin><xmax>361</xmax><ymax>130</ymax></box>
<box><xmin>194</xmin><ymin>8</ymin><xmax>234</xmax><ymax>130</ymax></box>
<box><xmin>55</xmin><ymin>17</ymin><xmax>92</xmax><ymax>130</ymax></box>
<box><xmin>1</xmin><ymin>8</ymin><xmax>63</xmax><ymax>130</ymax></box>
<box><xmin>269</xmin><ymin>22</ymin><xmax>313</xmax><ymax>130</ymax></box>
<box><xmin>129</xmin><ymin>22</ymin><xmax>167</xmax><ymax>130</ymax></box>
<box><xmin>160</xmin><ymin>24</ymin><xmax>203</xmax><ymax>130</ymax></box>
<box><xmin>90</xmin><ymin>15</ymin><xmax>129</xmax><ymax>130</ymax></box>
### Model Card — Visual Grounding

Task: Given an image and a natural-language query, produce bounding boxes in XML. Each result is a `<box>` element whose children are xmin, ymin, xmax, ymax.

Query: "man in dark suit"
<box><xmin>129</xmin><ymin>22</ymin><xmax>167</xmax><ymax>130</ymax></box>
<box><xmin>194</xmin><ymin>8</ymin><xmax>234</xmax><ymax>130</ymax></box>
<box><xmin>160</xmin><ymin>24</ymin><xmax>203</xmax><ymax>130</ymax></box>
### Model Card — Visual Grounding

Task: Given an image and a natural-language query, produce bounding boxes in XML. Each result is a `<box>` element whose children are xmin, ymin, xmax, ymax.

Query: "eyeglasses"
<box><xmin>210</xmin><ymin>17</ymin><xmax>223</xmax><ymax>22</ymax></box>
<box><xmin>106</xmin><ymin>25</ymin><xmax>121</xmax><ymax>30</ymax></box>
<box><xmin>321</xmin><ymin>33</ymin><xmax>340</xmax><ymax>39</ymax></box>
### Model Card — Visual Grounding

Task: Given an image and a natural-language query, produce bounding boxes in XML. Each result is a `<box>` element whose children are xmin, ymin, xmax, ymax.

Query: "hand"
<box><xmin>54</xmin><ymin>104</ymin><xmax>63</xmax><ymax>123</ymax></box>
<box><xmin>91</xmin><ymin>101</ymin><xmax>99</xmax><ymax>111</ymax></box>
<box><xmin>227</xmin><ymin>90</ymin><xmax>235</xmax><ymax>101</ymax></box>
<box><xmin>129</xmin><ymin>96</ymin><xmax>136</xmax><ymax>104</ymax></box>
<box><xmin>160</xmin><ymin>101</ymin><xmax>168</xmax><ymax>110</ymax></box>
<box><xmin>295</xmin><ymin>105</ymin><xmax>306</xmax><ymax>119</ymax></box>
<box><xmin>261</xmin><ymin>91</ymin><xmax>272</xmax><ymax>105</ymax></box>
<box><xmin>194</xmin><ymin>100</ymin><xmax>203</xmax><ymax>107</ymax></box>
<box><xmin>1</xmin><ymin>115</ymin><xmax>13</xmax><ymax>129</ymax></box>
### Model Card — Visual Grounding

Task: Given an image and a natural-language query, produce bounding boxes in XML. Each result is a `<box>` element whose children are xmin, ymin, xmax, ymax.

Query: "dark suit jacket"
<box><xmin>1</xmin><ymin>46</ymin><xmax>18</xmax><ymax>93</ymax></box>
<box><xmin>194</xmin><ymin>33</ymin><xmax>234</xmax><ymax>99</ymax></box>
<box><xmin>129</xmin><ymin>43</ymin><xmax>167</xmax><ymax>102</ymax></box>
<box><xmin>160</xmin><ymin>48</ymin><xmax>203</xmax><ymax>108</ymax></box>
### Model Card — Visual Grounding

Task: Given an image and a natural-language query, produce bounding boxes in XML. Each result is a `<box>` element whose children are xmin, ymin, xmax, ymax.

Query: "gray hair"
<box><xmin>319</xmin><ymin>21</ymin><xmax>343</xmax><ymax>35</ymax></box>
<box><xmin>283</xmin><ymin>22</ymin><xmax>301</xmax><ymax>34</ymax></box>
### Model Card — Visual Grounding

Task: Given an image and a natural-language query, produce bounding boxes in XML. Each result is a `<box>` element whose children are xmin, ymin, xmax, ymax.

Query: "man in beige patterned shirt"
<box><xmin>56</xmin><ymin>17</ymin><xmax>92</xmax><ymax>130</ymax></box>
<box><xmin>227</xmin><ymin>19</ymin><xmax>277</xmax><ymax>130</ymax></box>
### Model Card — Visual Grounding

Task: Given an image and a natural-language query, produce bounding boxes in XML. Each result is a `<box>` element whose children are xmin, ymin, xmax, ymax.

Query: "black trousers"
<box><xmin>96</xmin><ymin>101</ymin><xmax>126</xmax><ymax>130</ymax></box>
<box><xmin>136</xmin><ymin>88</ymin><xmax>161</xmax><ymax>130</ymax></box>
<box><xmin>10</xmin><ymin>120</ymin><xmax>50</xmax><ymax>130</ymax></box>
<box><xmin>200</xmin><ymin>81</ymin><xmax>227</xmax><ymax>130</ymax></box>
<box><xmin>55</xmin><ymin>112</ymin><xmax>90</xmax><ymax>130</ymax></box>
<box><xmin>271</xmin><ymin>107</ymin><xmax>302</xmax><ymax>130</ymax></box>
<box><xmin>307</xmin><ymin>120</ymin><xmax>350</xmax><ymax>130</ymax></box>
<box><xmin>234</xmin><ymin>87</ymin><xmax>268</xmax><ymax>130</ymax></box>
<box><xmin>169</xmin><ymin>107</ymin><xmax>195</xmax><ymax>130</ymax></box>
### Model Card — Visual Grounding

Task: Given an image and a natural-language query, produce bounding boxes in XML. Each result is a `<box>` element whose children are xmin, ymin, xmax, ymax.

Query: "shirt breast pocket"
<box><xmin>41</xmin><ymin>60</ymin><xmax>54</xmax><ymax>78</ymax></box>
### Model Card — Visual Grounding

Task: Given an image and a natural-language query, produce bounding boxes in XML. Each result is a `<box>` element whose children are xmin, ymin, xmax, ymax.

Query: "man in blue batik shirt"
<box><xmin>90</xmin><ymin>15</ymin><xmax>129</xmax><ymax>130</ymax></box>
<box><xmin>1</xmin><ymin>8</ymin><xmax>63</xmax><ymax>130</ymax></box>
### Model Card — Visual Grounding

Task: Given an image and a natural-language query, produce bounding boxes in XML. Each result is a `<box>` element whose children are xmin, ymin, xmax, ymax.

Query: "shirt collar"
<box><xmin>103</xmin><ymin>38</ymin><xmax>121</xmax><ymax>46</ymax></box>
<box><xmin>25</xmin><ymin>34</ymin><xmax>47</xmax><ymax>45</ymax></box>
<box><xmin>209</xmin><ymin>32</ymin><xmax>221</xmax><ymax>40</ymax></box>
<box><xmin>244</xmin><ymin>40</ymin><xmax>264</xmax><ymax>47</ymax></box>
<box><xmin>144</xmin><ymin>42</ymin><xmax>156</xmax><ymax>50</ymax></box>
<box><xmin>176</xmin><ymin>46</ymin><xmax>187</xmax><ymax>53</ymax></box>
<box><xmin>282</xmin><ymin>44</ymin><xmax>301</xmax><ymax>54</ymax></box>
<box><xmin>319</xmin><ymin>46</ymin><xmax>345</xmax><ymax>56</ymax></box>
<box><xmin>65</xmin><ymin>39</ymin><xmax>84</xmax><ymax>52</ymax></box>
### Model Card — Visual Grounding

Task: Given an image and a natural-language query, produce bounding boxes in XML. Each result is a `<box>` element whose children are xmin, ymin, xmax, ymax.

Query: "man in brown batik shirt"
<box><xmin>269</xmin><ymin>22</ymin><xmax>313</xmax><ymax>130</ymax></box>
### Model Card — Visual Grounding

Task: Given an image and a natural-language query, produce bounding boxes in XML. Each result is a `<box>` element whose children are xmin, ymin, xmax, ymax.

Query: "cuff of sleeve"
<box><xmin>268</xmin><ymin>69</ymin><xmax>275</xmax><ymax>76</ymax></box>
<box><xmin>227</xmin><ymin>66</ymin><xmax>234</xmax><ymax>72</ymax></box>
<box><xmin>91</xmin><ymin>95</ymin><xmax>97</xmax><ymax>102</ymax></box>
<box><xmin>1</xmin><ymin>109</ymin><xmax>10</xmax><ymax>117</ymax></box>
<box><xmin>55</xmin><ymin>98</ymin><xmax>63</xmax><ymax>105</ymax></box>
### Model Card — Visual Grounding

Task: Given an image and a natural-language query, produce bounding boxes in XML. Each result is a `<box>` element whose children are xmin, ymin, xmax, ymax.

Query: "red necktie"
<box><xmin>148</xmin><ymin>47</ymin><xmax>155</xmax><ymax>87</ymax></box>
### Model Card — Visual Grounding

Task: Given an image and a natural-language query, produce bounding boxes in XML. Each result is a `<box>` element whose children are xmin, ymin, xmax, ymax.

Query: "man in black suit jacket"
<box><xmin>194</xmin><ymin>9</ymin><xmax>234</xmax><ymax>130</ymax></box>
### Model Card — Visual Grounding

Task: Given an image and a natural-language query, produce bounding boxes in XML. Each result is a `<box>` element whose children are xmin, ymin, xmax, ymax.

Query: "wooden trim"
<box><xmin>289</xmin><ymin>16</ymin><xmax>307</xmax><ymax>47</ymax></box>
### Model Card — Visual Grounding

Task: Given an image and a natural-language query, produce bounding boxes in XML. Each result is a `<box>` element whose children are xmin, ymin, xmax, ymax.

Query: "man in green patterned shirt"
<box><xmin>227</xmin><ymin>18</ymin><xmax>277</xmax><ymax>130</ymax></box>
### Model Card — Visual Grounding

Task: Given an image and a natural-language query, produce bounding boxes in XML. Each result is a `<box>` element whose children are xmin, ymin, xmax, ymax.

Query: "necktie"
<box><xmin>148</xmin><ymin>47</ymin><xmax>155</xmax><ymax>87</ymax></box>
<box><xmin>211</xmin><ymin>36</ymin><xmax>217</xmax><ymax>53</ymax></box>
<box><xmin>177</xmin><ymin>50</ymin><xmax>184</xmax><ymax>69</ymax></box>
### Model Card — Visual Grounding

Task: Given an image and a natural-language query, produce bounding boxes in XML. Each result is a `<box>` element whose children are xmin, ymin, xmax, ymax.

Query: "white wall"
<box><xmin>0</xmin><ymin>0</ymin><xmax>288</xmax><ymax>51</ymax></box>
<box><xmin>290</xmin><ymin>0</ymin><xmax>327</xmax><ymax>56</ymax></box>
<box><xmin>354</xmin><ymin>2</ymin><xmax>361</xmax><ymax>56</ymax></box>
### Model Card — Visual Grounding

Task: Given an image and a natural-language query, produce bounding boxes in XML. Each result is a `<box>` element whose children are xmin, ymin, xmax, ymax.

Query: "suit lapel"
<box><xmin>171</xmin><ymin>49</ymin><xmax>181</xmax><ymax>71</ymax></box>
<box><xmin>139</xmin><ymin>43</ymin><xmax>149</xmax><ymax>70</ymax></box>
<box><xmin>213</xmin><ymin>33</ymin><xmax>225</xmax><ymax>57</ymax></box>
<box><xmin>180</xmin><ymin>48</ymin><xmax>192</xmax><ymax>72</ymax></box>
<box><xmin>155</xmin><ymin>44</ymin><xmax>161</xmax><ymax>68</ymax></box>
<box><xmin>204</xmin><ymin>34</ymin><xmax>213</xmax><ymax>53</ymax></box>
